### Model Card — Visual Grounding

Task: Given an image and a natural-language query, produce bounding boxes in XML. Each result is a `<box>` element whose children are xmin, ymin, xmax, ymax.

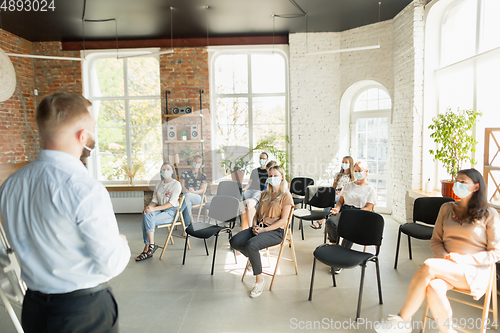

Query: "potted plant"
<box><xmin>218</xmin><ymin>147</ymin><xmax>251</xmax><ymax>183</ymax></box>
<box><xmin>122</xmin><ymin>161</ymin><xmax>143</xmax><ymax>185</ymax></box>
<box><xmin>428</xmin><ymin>107</ymin><xmax>482</xmax><ymax>198</ymax></box>
<box><xmin>179</xmin><ymin>148</ymin><xmax>198</xmax><ymax>166</ymax></box>
<box><xmin>250</xmin><ymin>135</ymin><xmax>290</xmax><ymax>181</ymax></box>
<box><xmin>180</xmin><ymin>130</ymin><xmax>188</xmax><ymax>141</ymax></box>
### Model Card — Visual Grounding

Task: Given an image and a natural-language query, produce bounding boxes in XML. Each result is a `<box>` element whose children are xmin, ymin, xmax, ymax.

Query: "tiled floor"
<box><xmin>1</xmin><ymin>213</ymin><xmax>498</xmax><ymax>332</ymax></box>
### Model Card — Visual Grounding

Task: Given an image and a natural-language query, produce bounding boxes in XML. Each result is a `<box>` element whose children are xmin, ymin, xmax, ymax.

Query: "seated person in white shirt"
<box><xmin>0</xmin><ymin>93</ymin><xmax>130</xmax><ymax>333</ymax></box>
<box><xmin>180</xmin><ymin>155</ymin><xmax>207</xmax><ymax>226</ymax></box>
<box><xmin>325</xmin><ymin>160</ymin><xmax>377</xmax><ymax>250</ymax></box>
<box><xmin>241</xmin><ymin>152</ymin><xmax>269</xmax><ymax>230</ymax></box>
<box><xmin>136</xmin><ymin>162</ymin><xmax>182</xmax><ymax>261</ymax></box>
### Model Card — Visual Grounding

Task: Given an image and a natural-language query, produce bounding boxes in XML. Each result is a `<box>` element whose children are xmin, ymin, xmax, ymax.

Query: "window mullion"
<box><xmin>124</xmin><ymin>59</ymin><xmax>132</xmax><ymax>167</ymax></box>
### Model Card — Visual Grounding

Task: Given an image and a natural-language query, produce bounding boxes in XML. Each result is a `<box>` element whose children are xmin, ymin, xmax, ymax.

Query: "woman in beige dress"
<box><xmin>376</xmin><ymin>168</ymin><xmax>500</xmax><ymax>333</ymax></box>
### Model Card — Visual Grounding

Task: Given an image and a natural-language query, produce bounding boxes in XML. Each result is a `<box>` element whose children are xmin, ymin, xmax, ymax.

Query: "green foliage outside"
<box><xmin>428</xmin><ymin>108</ymin><xmax>482</xmax><ymax>181</ymax></box>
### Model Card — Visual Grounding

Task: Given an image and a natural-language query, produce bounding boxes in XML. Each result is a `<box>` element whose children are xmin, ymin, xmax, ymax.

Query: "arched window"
<box><xmin>350</xmin><ymin>85</ymin><xmax>392</xmax><ymax>213</ymax></box>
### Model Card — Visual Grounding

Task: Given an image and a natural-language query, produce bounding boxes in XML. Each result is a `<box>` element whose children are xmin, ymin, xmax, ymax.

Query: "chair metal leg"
<box><xmin>394</xmin><ymin>228</ymin><xmax>402</xmax><ymax>269</ymax></box>
<box><xmin>308</xmin><ymin>258</ymin><xmax>317</xmax><ymax>301</ymax></box>
<box><xmin>203</xmin><ymin>239</ymin><xmax>209</xmax><ymax>256</ymax></box>
<box><xmin>375</xmin><ymin>258</ymin><xmax>383</xmax><ymax>304</ymax></box>
<box><xmin>356</xmin><ymin>264</ymin><xmax>367</xmax><ymax>320</ymax></box>
<box><xmin>182</xmin><ymin>234</ymin><xmax>189</xmax><ymax>265</ymax></box>
<box><xmin>229</xmin><ymin>231</ymin><xmax>237</xmax><ymax>264</ymax></box>
<box><xmin>331</xmin><ymin>266</ymin><xmax>336</xmax><ymax>287</ymax></box>
<box><xmin>407</xmin><ymin>235</ymin><xmax>412</xmax><ymax>260</ymax></box>
<box><xmin>211</xmin><ymin>233</ymin><xmax>219</xmax><ymax>275</ymax></box>
<box><xmin>300</xmin><ymin>219</ymin><xmax>304</xmax><ymax>240</ymax></box>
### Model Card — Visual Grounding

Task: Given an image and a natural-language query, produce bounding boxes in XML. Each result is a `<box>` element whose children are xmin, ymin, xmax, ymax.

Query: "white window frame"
<box><xmin>350</xmin><ymin>85</ymin><xmax>392</xmax><ymax>214</ymax></box>
<box><xmin>208</xmin><ymin>45</ymin><xmax>290</xmax><ymax>181</ymax></box>
<box><xmin>83</xmin><ymin>49</ymin><xmax>162</xmax><ymax>183</ymax></box>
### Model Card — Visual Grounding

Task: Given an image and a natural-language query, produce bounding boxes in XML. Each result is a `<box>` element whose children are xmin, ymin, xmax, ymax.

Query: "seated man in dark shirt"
<box><xmin>241</xmin><ymin>152</ymin><xmax>269</xmax><ymax>230</ymax></box>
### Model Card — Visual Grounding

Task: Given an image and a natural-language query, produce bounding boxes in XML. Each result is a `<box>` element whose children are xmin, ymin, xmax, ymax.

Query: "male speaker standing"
<box><xmin>0</xmin><ymin>93</ymin><xmax>130</xmax><ymax>333</ymax></box>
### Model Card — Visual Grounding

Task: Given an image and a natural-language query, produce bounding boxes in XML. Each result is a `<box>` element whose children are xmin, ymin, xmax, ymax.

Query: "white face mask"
<box><xmin>83</xmin><ymin>129</ymin><xmax>95</xmax><ymax>152</ymax></box>
<box><xmin>259</xmin><ymin>159</ymin><xmax>267</xmax><ymax>166</ymax></box>
<box><xmin>353</xmin><ymin>171</ymin><xmax>366</xmax><ymax>180</ymax></box>
<box><xmin>268</xmin><ymin>176</ymin><xmax>282</xmax><ymax>187</ymax></box>
<box><xmin>341</xmin><ymin>163</ymin><xmax>350</xmax><ymax>170</ymax></box>
<box><xmin>161</xmin><ymin>170</ymin><xmax>173</xmax><ymax>179</ymax></box>
<box><xmin>453</xmin><ymin>182</ymin><xmax>472</xmax><ymax>199</ymax></box>
<box><xmin>192</xmin><ymin>163</ymin><xmax>201</xmax><ymax>169</ymax></box>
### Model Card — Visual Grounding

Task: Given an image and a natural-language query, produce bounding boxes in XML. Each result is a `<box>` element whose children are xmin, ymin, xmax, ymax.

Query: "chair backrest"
<box><xmin>290</xmin><ymin>177</ymin><xmax>315</xmax><ymax>196</ymax></box>
<box><xmin>338</xmin><ymin>210</ymin><xmax>385</xmax><ymax>247</ymax></box>
<box><xmin>306</xmin><ymin>186</ymin><xmax>336</xmax><ymax>209</ymax></box>
<box><xmin>413</xmin><ymin>197</ymin><xmax>454</xmax><ymax>226</ymax></box>
<box><xmin>216</xmin><ymin>181</ymin><xmax>242</xmax><ymax>200</ymax></box>
<box><xmin>208</xmin><ymin>195</ymin><xmax>240</xmax><ymax>223</ymax></box>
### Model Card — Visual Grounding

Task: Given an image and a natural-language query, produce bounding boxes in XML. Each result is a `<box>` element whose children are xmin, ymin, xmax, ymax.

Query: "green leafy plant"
<box><xmin>428</xmin><ymin>108</ymin><xmax>482</xmax><ymax>181</ymax></box>
<box><xmin>252</xmin><ymin>135</ymin><xmax>290</xmax><ymax>175</ymax></box>
<box><xmin>218</xmin><ymin>147</ymin><xmax>252</xmax><ymax>174</ymax></box>
<box><xmin>180</xmin><ymin>130</ymin><xmax>187</xmax><ymax>137</ymax></box>
<box><xmin>179</xmin><ymin>148</ymin><xmax>198</xmax><ymax>160</ymax></box>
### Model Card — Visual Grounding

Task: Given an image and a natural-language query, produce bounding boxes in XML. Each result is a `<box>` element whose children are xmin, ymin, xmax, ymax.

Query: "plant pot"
<box><xmin>182</xmin><ymin>136</ymin><xmax>187</xmax><ymax>141</ymax></box>
<box><xmin>231</xmin><ymin>170</ymin><xmax>244</xmax><ymax>183</ymax></box>
<box><xmin>186</xmin><ymin>159</ymin><xmax>192</xmax><ymax>166</ymax></box>
<box><xmin>441</xmin><ymin>180</ymin><xmax>459</xmax><ymax>200</ymax></box>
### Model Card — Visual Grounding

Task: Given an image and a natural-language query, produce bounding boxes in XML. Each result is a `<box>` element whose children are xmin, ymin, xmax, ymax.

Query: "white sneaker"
<box><xmin>374</xmin><ymin>315</ymin><xmax>412</xmax><ymax>333</ymax></box>
<box><xmin>250</xmin><ymin>281</ymin><xmax>265</xmax><ymax>298</ymax></box>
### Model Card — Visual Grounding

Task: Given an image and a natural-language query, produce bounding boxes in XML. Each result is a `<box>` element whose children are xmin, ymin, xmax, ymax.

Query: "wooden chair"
<box><xmin>190</xmin><ymin>186</ymin><xmax>208</xmax><ymax>222</ymax></box>
<box><xmin>157</xmin><ymin>196</ymin><xmax>191</xmax><ymax>259</ymax></box>
<box><xmin>242</xmin><ymin>209</ymin><xmax>298</xmax><ymax>291</ymax></box>
<box><xmin>421</xmin><ymin>263</ymin><xmax>498</xmax><ymax>333</ymax></box>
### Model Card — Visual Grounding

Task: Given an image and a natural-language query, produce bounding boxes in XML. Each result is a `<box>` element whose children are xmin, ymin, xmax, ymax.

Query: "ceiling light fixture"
<box><xmin>306</xmin><ymin>2</ymin><xmax>382</xmax><ymax>56</ymax></box>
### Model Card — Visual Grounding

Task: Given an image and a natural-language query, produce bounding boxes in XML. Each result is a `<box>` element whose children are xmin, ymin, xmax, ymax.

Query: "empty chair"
<box><xmin>202</xmin><ymin>180</ymin><xmax>242</xmax><ymax>221</ymax></box>
<box><xmin>289</xmin><ymin>177</ymin><xmax>315</xmax><ymax>208</ymax></box>
<box><xmin>308</xmin><ymin>209</ymin><xmax>385</xmax><ymax>320</ymax></box>
<box><xmin>292</xmin><ymin>186</ymin><xmax>335</xmax><ymax>240</ymax></box>
<box><xmin>182</xmin><ymin>195</ymin><xmax>241</xmax><ymax>275</ymax></box>
<box><xmin>394</xmin><ymin>196</ymin><xmax>454</xmax><ymax>269</ymax></box>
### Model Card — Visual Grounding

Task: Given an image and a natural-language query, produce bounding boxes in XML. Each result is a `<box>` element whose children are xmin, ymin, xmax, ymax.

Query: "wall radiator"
<box><xmin>109</xmin><ymin>191</ymin><xmax>144</xmax><ymax>214</ymax></box>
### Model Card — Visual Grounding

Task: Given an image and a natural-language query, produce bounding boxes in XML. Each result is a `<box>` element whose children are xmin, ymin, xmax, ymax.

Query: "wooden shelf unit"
<box><xmin>484</xmin><ymin>128</ymin><xmax>500</xmax><ymax>204</ymax></box>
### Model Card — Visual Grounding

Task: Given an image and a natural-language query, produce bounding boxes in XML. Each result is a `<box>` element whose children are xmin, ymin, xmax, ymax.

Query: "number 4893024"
<box><xmin>0</xmin><ymin>0</ymin><xmax>56</xmax><ymax>12</ymax></box>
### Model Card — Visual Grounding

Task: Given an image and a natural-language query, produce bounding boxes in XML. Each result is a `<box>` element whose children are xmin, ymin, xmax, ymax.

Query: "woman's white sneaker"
<box><xmin>250</xmin><ymin>281</ymin><xmax>265</xmax><ymax>298</ymax></box>
<box><xmin>374</xmin><ymin>315</ymin><xmax>412</xmax><ymax>333</ymax></box>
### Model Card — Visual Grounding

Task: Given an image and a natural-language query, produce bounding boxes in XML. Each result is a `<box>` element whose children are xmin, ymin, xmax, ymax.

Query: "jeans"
<box><xmin>181</xmin><ymin>193</ymin><xmax>202</xmax><ymax>227</ymax></box>
<box><xmin>230</xmin><ymin>228</ymin><xmax>284</xmax><ymax>275</ymax></box>
<box><xmin>142</xmin><ymin>206</ymin><xmax>178</xmax><ymax>244</ymax></box>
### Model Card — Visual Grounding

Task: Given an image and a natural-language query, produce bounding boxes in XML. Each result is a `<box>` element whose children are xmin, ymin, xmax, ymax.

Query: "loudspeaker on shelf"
<box><xmin>172</xmin><ymin>106</ymin><xmax>192</xmax><ymax>114</ymax></box>
<box><xmin>190</xmin><ymin>124</ymin><xmax>199</xmax><ymax>140</ymax></box>
<box><xmin>167</xmin><ymin>125</ymin><xmax>177</xmax><ymax>140</ymax></box>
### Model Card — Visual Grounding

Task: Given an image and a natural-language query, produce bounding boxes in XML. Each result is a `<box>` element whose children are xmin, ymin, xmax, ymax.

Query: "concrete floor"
<box><xmin>1</xmin><ymin>213</ymin><xmax>498</xmax><ymax>332</ymax></box>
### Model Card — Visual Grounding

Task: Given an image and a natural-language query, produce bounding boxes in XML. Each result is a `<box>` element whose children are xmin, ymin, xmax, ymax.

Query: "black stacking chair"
<box><xmin>292</xmin><ymin>186</ymin><xmax>335</xmax><ymax>240</ymax></box>
<box><xmin>308</xmin><ymin>209</ymin><xmax>385</xmax><ymax>320</ymax></box>
<box><xmin>182</xmin><ymin>195</ymin><xmax>240</xmax><ymax>275</ymax></box>
<box><xmin>289</xmin><ymin>177</ymin><xmax>315</xmax><ymax>208</ymax></box>
<box><xmin>394</xmin><ymin>196</ymin><xmax>454</xmax><ymax>269</ymax></box>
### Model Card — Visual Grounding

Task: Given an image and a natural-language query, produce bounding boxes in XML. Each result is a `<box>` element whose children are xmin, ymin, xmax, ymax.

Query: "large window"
<box><xmin>211</xmin><ymin>51</ymin><xmax>288</xmax><ymax>179</ymax></box>
<box><xmin>351</xmin><ymin>86</ymin><xmax>391</xmax><ymax>213</ymax></box>
<box><xmin>87</xmin><ymin>54</ymin><xmax>162</xmax><ymax>182</ymax></box>
<box><xmin>433</xmin><ymin>0</ymin><xmax>500</xmax><ymax>200</ymax></box>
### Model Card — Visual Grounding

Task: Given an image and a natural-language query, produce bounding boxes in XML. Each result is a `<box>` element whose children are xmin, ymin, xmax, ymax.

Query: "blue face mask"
<box><xmin>341</xmin><ymin>163</ymin><xmax>350</xmax><ymax>170</ymax></box>
<box><xmin>192</xmin><ymin>163</ymin><xmax>201</xmax><ymax>169</ymax></box>
<box><xmin>453</xmin><ymin>182</ymin><xmax>472</xmax><ymax>199</ymax></box>
<box><xmin>161</xmin><ymin>170</ymin><xmax>172</xmax><ymax>179</ymax></box>
<box><xmin>353</xmin><ymin>171</ymin><xmax>365</xmax><ymax>180</ymax></box>
<box><xmin>268</xmin><ymin>176</ymin><xmax>282</xmax><ymax>187</ymax></box>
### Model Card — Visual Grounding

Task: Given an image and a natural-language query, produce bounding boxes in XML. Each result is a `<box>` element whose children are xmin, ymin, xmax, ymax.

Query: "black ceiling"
<box><xmin>1</xmin><ymin>0</ymin><xmax>413</xmax><ymax>43</ymax></box>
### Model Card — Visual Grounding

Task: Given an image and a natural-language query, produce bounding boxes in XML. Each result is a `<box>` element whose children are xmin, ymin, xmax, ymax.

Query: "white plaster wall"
<box><xmin>288</xmin><ymin>0</ymin><xmax>426</xmax><ymax>222</ymax></box>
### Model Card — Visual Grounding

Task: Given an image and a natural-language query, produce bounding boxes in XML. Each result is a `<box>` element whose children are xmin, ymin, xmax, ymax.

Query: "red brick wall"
<box><xmin>160</xmin><ymin>47</ymin><xmax>212</xmax><ymax>182</ymax></box>
<box><xmin>0</xmin><ymin>29</ymin><xmax>38</xmax><ymax>164</ymax></box>
<box><xmin>0</xmin><ymin>29</ymin><xmax>83</xmax><ymax>165</ymax></box>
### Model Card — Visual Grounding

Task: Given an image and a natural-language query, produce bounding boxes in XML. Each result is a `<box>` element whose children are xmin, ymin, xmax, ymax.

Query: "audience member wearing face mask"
<box><xmin>136</xmin><ymin>162</ymin><xmax>182</xmax><ymax>261</ymax></box>
<box><xmin>375</xmin><ymin>169</ymin><xmax>500</xmax><ymax>333</ymax></box>
<box><xmin>230</xmin><ymin>165</ymin><xmax>294</xmax><ymax>298</ymax></box>
<box><xmin>310</xmin><ymin>155</ymin><xmax>355</xmax><ymax>229</ymax></box>
<box><xmin>241</xmin><ymin>152</ymin><xmax>270</xmax><ymax>230</ymax></box>
<box><xmin>179</xmin><ymin>155</ymin><xmax>207</xmax><ymax>227</ymax></box>
<box><xmin>324</xmin><ymin>160</ymin><xmax>377</xmax><ymax>265</ymax></box>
